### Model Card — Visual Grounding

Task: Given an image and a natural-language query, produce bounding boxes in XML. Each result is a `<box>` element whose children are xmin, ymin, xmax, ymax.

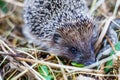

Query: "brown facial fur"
<box><xmin>46</xmin><ymin>18</ymin><xmax>96</xmax><ymax>66</ymax></box>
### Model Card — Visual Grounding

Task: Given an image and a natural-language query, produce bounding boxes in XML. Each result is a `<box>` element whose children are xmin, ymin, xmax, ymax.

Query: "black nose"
<box><xmin>84</xmin><ymin>59</ymin><xmax>95</xmax><ymax>66</ymax></box>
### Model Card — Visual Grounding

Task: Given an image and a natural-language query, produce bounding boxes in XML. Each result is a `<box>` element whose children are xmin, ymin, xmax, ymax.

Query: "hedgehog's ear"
<box><xmin>53</xmin><ymin>33</ymin><xmax>62</xmax><ymax>43</ymax></box>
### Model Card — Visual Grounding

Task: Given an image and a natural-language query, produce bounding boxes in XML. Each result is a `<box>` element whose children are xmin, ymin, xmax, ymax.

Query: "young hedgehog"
<box><xmin>23</xmin><ymin>0</ymin><xmax>98</xmax><ymax>66</ymax></box>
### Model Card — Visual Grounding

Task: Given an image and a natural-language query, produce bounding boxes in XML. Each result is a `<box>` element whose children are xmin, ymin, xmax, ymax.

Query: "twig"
<box><xmin>4</xmin><ymin>0</ymin><xmax>23</xmax><ymax>7</ymax></box>
<box><xmin>67</xmin><ymin>71</ymin><xmax>120</xmax><ymax>77</ymax></box>
<box><xmin>119</xmin><ymin>67</ymin><xmax>120</xmax><ymax>80</ymax></box>
<box><xmin>84</xmin><ymin>52</ymin><xmax>119</xmax><ymax>69</ymax></box>
<box><xmin>105</xmin><ymin>36</ymin><xmax>116</xmax><ymax>51</ymax></box>
<box><xmin>56</xmin><ymin>56</ymin><xmax>68</xmax><ymax>80</ymax></box>
<box><xmin>113</xmin><ymin>0</ymin><xmax>120</xmax><ymax>16</ymax></box>
<box><xmin>95</xmin><ymin>16</ymin><xmax>115</xmax><ymax>49</ymax></box>
<box><xmin>21</xmin><ymin>62</ymin><xmax>44</xmax><ymax>80</ymax></box>
<box><xmin>15</xmin><ymin>57</ymin><xmax>100</xmax><ymax>73</ymax></box>
<box><xmin>90</xmin><ymin>0</ymin><xmax>105</xmax><ymax>14</ymax></box>
<box><xmin>90</xmin><ymin>0</ymin><xmax>97</xmax><ymax>14</ymax></box>
<box><xmin>0</xmin><ymin>39</ymin><xmax>16</xmax><ymax>54</ymax></box>
<box><xmin>11</xmin><ymin>63</ymin><xmax>38</xmax><ymax>80</ymax></box>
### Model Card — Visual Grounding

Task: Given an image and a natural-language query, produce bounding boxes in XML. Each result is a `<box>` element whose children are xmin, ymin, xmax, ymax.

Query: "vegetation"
<box><xmin>0</xmin><ymin>0</ymin><xmax>120</xmax><ymax>80</ymax></box>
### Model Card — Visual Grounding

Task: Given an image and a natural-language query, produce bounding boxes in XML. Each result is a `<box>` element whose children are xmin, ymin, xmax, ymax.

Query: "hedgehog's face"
<box><xmin>52</xmin><ymin>33</ymin><xmax>95</xmax><ymax>66</ymax></box>
<box><xmin>47</xmin><ymin>20</ymin><xmax>96</xmax><ymax>66</ymax></box>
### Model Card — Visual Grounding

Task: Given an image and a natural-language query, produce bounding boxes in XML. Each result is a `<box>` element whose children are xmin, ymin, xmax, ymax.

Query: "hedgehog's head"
<box><xmin>45</xmin><ymin>16</ymin><xmax>96</xmax><ymax>66</ymax></box>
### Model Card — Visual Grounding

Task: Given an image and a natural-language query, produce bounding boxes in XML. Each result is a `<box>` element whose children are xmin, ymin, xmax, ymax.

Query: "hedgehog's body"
<box><xmin>23</xmin><ymin>0</ymin><xmax>97</xmax><ymax>65</ymax></box>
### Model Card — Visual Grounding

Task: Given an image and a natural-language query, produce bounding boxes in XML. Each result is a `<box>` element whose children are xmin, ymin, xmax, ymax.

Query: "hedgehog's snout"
<box><xmin>72</xmin><ymin>49</ymin><xmax>95</xmax><ymax>66</ymax></box>
<box><xmin>74</xmin><ymin>55</ymin><xmax>95</xmax><ymax>66</ymax></box>
<box><xmin>84</xmin><ymin>58</ymin><xmax>95</xmax><ymax>66</ymax></box>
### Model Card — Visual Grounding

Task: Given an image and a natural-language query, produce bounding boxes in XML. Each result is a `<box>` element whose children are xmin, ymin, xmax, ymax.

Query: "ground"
<box><xmin>0</xmin><ymin>0</ymin><xmax>120</xmax><ymax>80</ymax></box>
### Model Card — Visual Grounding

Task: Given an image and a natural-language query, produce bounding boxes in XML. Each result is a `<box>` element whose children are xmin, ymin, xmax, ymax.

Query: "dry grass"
<box><xmin>0</xmin><ymin>0</ymin><xmax>120</xmax><ymax>80</ymax></box>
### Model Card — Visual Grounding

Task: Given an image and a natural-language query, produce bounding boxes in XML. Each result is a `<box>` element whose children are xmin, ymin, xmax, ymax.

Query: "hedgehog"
<box><xmin>23</xmin><ymin>0</ymin><xmax>98</xmax><ymax>66</ymax></box>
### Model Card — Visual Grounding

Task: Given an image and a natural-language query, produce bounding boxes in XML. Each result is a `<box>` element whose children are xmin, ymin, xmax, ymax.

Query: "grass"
<box><xmin>0</xmin><ymin>0</ymin><xmax>120</xmax><ymax>80</ymax></box>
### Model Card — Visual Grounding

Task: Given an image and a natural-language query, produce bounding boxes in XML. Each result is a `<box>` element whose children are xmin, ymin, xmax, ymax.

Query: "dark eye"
<box><xmin>70</xmin><ymin>47</ymin><xmax>78</xmax><ymax>54</ymax></box>
<box><xmin>53</xmin><ymin>33</ymin><xmax>61</xmax><ymax>43</ymax></box>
